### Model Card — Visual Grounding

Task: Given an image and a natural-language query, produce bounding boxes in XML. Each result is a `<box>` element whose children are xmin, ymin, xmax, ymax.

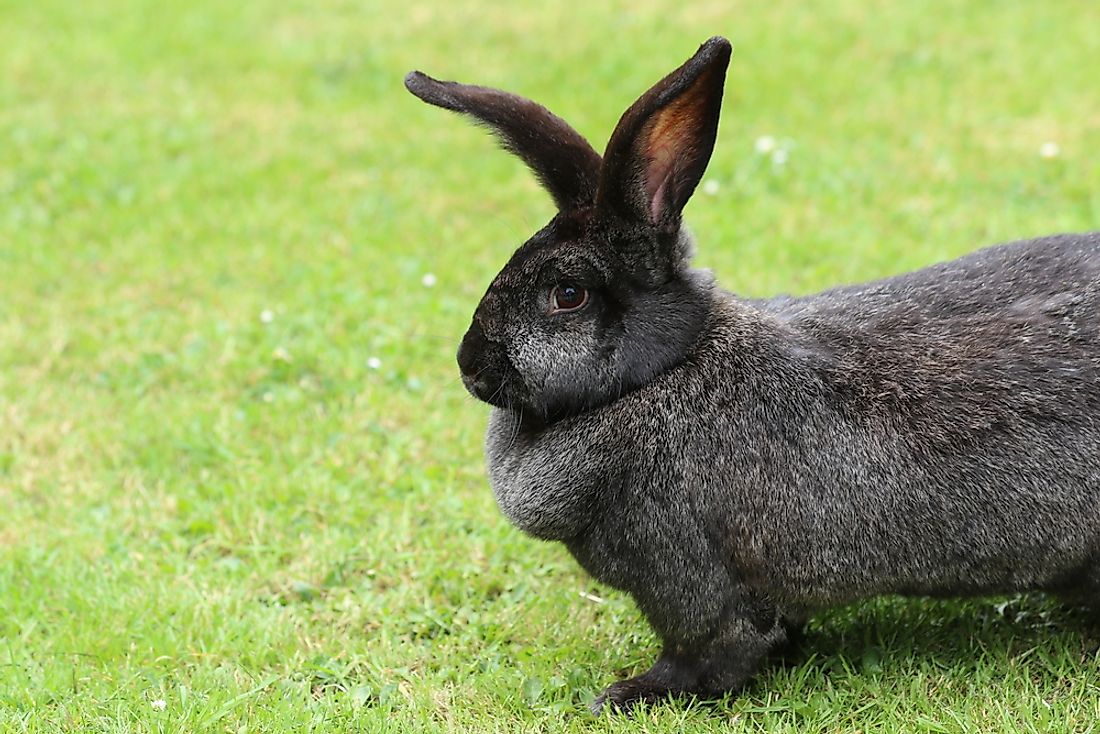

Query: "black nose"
<box><xmin>457</xmin><ymin>321</ymin><xmax>511</xmax><ymax>406</ymax></box>
<box><xmin>457</xmin><ymin>321</ymin><xmax>489</xmax><ymax>378</ymax></box>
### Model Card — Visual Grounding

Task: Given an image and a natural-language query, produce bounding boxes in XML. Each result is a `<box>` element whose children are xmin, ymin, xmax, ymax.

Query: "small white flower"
<box><xmin>262</xmin><ymin>391</ymin><xmax>274</xmax><ymax>403</ymax></box>
<box><xmin>366</xmin><ymin>357</ymin><xmax>382</xmax><ymax>370</ymax></box>
<box><xmin>1039</xmin><ymin>141</ymin><xmax>1060</xmax><ymax>159</ymax></box>
<box><xmin>771</xmin><ymin>148</ymin><xmax>789</xmax><ymax>167</ymax></box>
<box><xmin>272</xmin><ymin>347</ymin><xmax>291</xmax><ymax>362</ymax></box>
<box><xmin>259</xmin><ymin>309</ymin><xmax>275</xmax><ymax>323</ymax></box>
<box><xmin>151</xmin><ymin>699</ymin><xmax>167</xmax><ymax>711</ymax></box>
<box><xmin>701</xmin><ymin>180</ymin><xmax>720</xmax><ymax>196</ymax></box>
<box><xmin>754</xmin><ymin>135</ymin><xmax>777</xmax><ymax>154</ymax></box>
<box><xmin>421</xmin><ymin>272</ymin><xmax>437</xmax><ymax>288</ymax></box>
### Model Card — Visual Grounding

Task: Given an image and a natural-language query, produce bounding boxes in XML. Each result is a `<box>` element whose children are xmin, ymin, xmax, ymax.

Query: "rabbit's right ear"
<box><xmin>405</xmin><ymin>72</ymin><xmax>602</xmax><ymax>211</ymax></box>
<box><xmin>597</xmin><ymin>37</ymin><xmax>732</xmax><ymax>232</ymax></box>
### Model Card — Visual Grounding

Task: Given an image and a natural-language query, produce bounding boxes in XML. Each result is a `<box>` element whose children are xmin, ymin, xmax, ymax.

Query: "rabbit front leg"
<box><xmin>590</xmin><ymin>588</ymin><xmax>788</xmax><ymax>713</ymax></box>
<box><xmin>568</xmin><ymin>503</ymin><xmax>789</xmax><ymax>713</ymax></box>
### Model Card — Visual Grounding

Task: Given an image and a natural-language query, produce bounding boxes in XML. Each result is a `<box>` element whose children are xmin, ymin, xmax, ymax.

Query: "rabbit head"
<box><xmin>406</xmin><ymin>37</ymin><xmax>732</xmax><ymax>423</ymax></box>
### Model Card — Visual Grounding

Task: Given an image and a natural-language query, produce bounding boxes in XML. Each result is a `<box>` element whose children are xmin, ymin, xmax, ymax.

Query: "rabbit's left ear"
<box><xmin>405</xmin><ymin>72</ymin><xmax>602</xmax><ymax>211</ymax></box>
<box><xmin>597</xmin><ymin>37</ymin><xmax>731</xmax><ymax>230</ymax></box>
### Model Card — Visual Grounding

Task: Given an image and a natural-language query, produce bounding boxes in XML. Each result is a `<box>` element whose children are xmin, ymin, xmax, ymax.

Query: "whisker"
<box><xmin>506</xmin><ymin>406</ymin><xmax>523</xmax><ymax>451</ymax></box>
<box><xmin>487</xmin><ymin>381</ymin><xmax>506</xmax><ymax>406</ymax></box>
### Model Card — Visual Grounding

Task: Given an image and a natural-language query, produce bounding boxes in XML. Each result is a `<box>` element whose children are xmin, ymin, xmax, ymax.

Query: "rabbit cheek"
<box><xmin>509</xmin><ymin>328</ymin><xmax>611</xmax><ymax>417</ymax></box>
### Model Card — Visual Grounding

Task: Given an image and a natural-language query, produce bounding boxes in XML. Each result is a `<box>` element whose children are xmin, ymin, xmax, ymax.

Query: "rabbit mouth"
<box><xmin>462</xmin><ymin>370</ymin><xmax>508</xmax><ymax>406</ymax></box>
<box><xmin>459</xmin><ymin>351</ymin><xmax>538</xmax><ymax>413</ymax></box>
<box><xmin>458</xmin><ymin>355</ymin><xmax>523</xmax><ymax>410</ymax></box>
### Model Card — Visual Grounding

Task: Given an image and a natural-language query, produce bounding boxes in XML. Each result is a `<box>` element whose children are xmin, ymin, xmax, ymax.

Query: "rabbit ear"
<box><xmin>405</xmin><ymin>71</ymin><xmax>602</xmax><ymax>210</ymax></box>
<box><xmin>597</xmin><ymin>37</ymin><xmax>731</xmax><ymax>230</ymax></box>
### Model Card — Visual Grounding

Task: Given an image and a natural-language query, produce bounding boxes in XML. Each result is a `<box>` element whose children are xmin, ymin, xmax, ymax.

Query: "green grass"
<box><xmin>2</xmin><ymin>0</ymin><xmax>1099</xmax><ymax>731</ymax></box>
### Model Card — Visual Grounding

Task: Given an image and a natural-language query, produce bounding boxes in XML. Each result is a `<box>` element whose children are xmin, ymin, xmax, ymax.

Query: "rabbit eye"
<box><xmin>550</xmin><ymin>284</ymin><xmax>589</xmax><ymax>314</ymax></box>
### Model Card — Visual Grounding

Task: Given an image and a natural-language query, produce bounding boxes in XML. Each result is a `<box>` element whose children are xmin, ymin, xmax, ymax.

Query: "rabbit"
<box><xmin>405</xmin><ymin>36</ymin><xmax>1100</xmax><ymax>712</ymax></box>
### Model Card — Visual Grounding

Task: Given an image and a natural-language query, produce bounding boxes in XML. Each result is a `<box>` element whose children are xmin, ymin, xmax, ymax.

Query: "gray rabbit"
<box><xmin>405</xmin><ymin>37</ymin><xmax>1100</xmax><ymax>711</ymax></box>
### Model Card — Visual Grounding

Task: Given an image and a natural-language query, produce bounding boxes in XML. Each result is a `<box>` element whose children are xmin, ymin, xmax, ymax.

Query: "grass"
<box><xmin>1</xmin><ymin>0</ymin><xmax>1099</xmax><ymax>731</ymax></box>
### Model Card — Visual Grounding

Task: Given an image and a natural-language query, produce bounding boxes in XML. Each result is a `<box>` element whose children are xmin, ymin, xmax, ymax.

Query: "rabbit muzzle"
<box><xmin>457</xmin><ymin>319</ymin><xmax>516</xmax><ymax>409</ymax></box>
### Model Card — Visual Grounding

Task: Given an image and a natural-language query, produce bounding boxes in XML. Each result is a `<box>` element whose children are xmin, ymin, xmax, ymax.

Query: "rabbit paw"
<box><xmin>590</xmin><ymin>677</ymin><xmax>674</xmax><ymax>715</ymax></box>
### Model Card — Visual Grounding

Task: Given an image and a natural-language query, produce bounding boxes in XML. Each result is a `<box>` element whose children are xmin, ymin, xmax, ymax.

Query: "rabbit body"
<box><xmin>488</xmin><ymin>232</ymin><xmax>1100</xmax><ymax>616</ymax></box>
<box><xmin>485</xmin><ymin>232</ymin><xmax>1100</xmax><ymax>706</ymax></box>
<box><xmin>407</xmin><ymin>37</ymin><xmax>1100</xmax><ymax>709</ymax></box>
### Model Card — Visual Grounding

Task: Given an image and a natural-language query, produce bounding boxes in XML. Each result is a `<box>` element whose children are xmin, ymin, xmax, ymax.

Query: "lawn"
<box><xmin>1</xmin><ymin>0</ymin><xmax>1099</xmax><ymax>731</ymax></box>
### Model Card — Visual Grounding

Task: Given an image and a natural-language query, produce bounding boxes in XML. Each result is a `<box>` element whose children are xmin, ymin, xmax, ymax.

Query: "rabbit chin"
<box><xmin>459</xmin><ymin>365</ymin><xmax>542</xmax><ymax>416</ymax></box>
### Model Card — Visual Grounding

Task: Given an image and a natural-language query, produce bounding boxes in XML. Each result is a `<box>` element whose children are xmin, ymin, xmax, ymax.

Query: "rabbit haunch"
<box><xmin>407</xmin><ymin>36</ymin><xmax>1100</xmax><ymax>712</ymax></box>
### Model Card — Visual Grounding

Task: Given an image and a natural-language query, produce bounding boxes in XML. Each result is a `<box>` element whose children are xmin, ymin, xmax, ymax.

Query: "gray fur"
<box><xmin>408</xmin><ymin>37</ymin><xmax>1100</xmax><ymax>711</ymax></box>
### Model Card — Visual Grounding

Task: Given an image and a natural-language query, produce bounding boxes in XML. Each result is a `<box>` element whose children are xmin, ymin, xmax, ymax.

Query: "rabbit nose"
<box><xmin>457</xmin><ymin>322</ymin><xmax>488</xmax><ymax>378</ymax></box>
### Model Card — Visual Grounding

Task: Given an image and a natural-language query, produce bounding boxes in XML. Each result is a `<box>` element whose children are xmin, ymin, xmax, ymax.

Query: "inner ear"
<box><xmin>597</xmin><ymin>37</ymin><xmax>731</xmax><ymax>229</ymax></box>
<box><xmin>640</xmin><ymin>66</ymin><xmax>725</xmax><ymax>223</ymax></box>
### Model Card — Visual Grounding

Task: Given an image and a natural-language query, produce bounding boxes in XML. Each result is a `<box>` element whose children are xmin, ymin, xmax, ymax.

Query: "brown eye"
<box><xmin>550</xmin><ymin>284</ymin><xmax>589</xmax><ymax>314</ymax></box>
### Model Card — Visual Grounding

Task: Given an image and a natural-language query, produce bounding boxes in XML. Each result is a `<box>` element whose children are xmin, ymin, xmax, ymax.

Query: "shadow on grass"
<box><xmin>606</xmin><ymin>595</ymin><xmax>1098</xmax><ymax>724</ymax></box>
<box><xmin>753</xmin><ymin>593</ymin><xmax>1100</xmax><ymax>692</ymax></box>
